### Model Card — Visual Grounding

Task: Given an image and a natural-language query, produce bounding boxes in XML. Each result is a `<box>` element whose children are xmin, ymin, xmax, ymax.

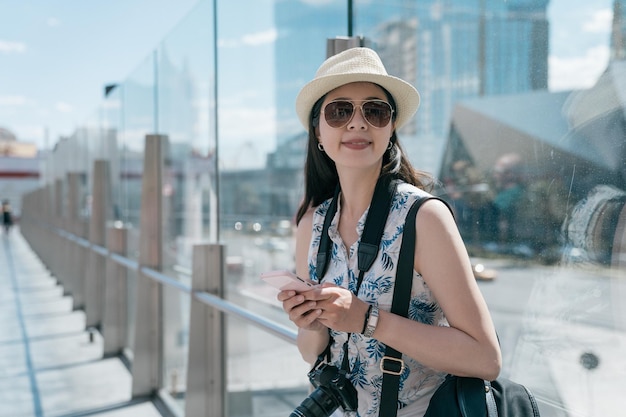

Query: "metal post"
<box><xmin>69</xmin><ymin>172</ymin><xmax>88</xmax><ymax>309</ymax></box>
<box><xmin>85</xmin><ymin>160</ymin><xmax>111</xmax><ymax>328</ymax></box>
<box><xmin>53</xmin><ymin>178</ymin><xmax>64</xmax><ymax>285</ymax></box>
<box><xmin>102</xmin><ymin>225</ymin><xmax>128</xmax><ymax>356</ymax></box>
<box><xmin>184</xmin><ymin>244</ymin><xmax>226</xmax><ymax>417</ymax></box>
<box><xmin>326</xmin><ymin>36</ymin><xmax>368</xmax><ymax>58</ymax></box>
<box><xmin>132</xmin><ymin>134</ymin><xmax>167</xmax><ymax>397</ymax></box>
<box><xmin>67</xmin><ymin>172</ymin><xmax>85</xmax><ymax>308</ymax></box>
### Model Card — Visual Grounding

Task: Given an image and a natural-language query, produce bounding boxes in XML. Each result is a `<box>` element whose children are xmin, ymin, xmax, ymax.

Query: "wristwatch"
<box><xmin>363</xmin><ymin>305</ymin><xmax>379</xmax><ymax>337</ymax></box>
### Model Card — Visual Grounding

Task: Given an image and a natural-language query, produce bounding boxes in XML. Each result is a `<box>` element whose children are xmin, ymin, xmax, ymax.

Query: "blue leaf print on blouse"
<box><xmin>409</xmin><ymin>298</ymin><xmax>438</xmax><ymax>325</ymax></box>
<box><xmin>346</xmin><ymin>268</ymin><xmax>358</xmax><ymax>292</ymax></box>
<box><xmin>379</xmin><ymin>251</ymin><xmax>394</xmax><ymax>270</ymax></box>
<box><xmin>349</xmin><ymin>354</ymin><xmax>369</xmax><ymax>389</ymax></box>
<box><xmin>359</xmin><ymin>274</ymin><xmax>393</xmax><ymax>301</ymax></box>
<box><xmin>391</xmin><ymin>192</ymin><xmax>405</xmax><ymax>209</ymax></box>
<box><xmin>308</xmin><ymin>262</ymin><xmax>319</xmax><ymax>283</ymax></box>
<box><xmin>365</xmin><ymin>338</ymin><xmax>386</xmax><ymax>361</ymax></box>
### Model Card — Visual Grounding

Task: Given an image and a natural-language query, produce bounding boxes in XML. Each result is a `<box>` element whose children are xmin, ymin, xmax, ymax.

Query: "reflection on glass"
<box><xmin>162</xmin><ymin>276</ymin><xmax>190</xmax><ymax>408</ymax></box>
<box><xmin>120</xmin><ymin>53</ymin><xmax>155</xmax><ymax>259</ymax></box>
<box><xmin>226</xmin><ymin>315</ymin><xmax>309</xmax><ymax>417</ymax></box>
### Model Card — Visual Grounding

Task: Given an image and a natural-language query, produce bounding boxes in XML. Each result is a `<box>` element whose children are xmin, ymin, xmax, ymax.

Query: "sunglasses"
<box><xmin>321</xmin><ymin>99</ymin><xmax>394</xmax><ymax>129</ymax></box>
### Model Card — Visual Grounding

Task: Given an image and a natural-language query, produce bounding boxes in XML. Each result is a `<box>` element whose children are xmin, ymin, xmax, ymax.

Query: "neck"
<box><xmin>337</xmin><ymin>169</ymin><xmax>381</xmax><ymax>220</ymax></box>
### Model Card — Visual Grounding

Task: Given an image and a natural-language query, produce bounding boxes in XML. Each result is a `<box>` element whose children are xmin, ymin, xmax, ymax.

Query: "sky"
<box><xmin>0</xmin><ymin>0</ymin><xmax>615</xmax><ymax>150</ymax></box>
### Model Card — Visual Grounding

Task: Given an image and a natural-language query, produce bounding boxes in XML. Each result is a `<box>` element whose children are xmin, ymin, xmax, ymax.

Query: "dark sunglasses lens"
<box><xmin>362</xmin><ymin>101</ymin><xmax>392</xmax><ymax>127</ymax></box>
<box><xmin>324</xmin><ymin>101</ymin><xmax>354</xmax><ymax>128</ymax></box>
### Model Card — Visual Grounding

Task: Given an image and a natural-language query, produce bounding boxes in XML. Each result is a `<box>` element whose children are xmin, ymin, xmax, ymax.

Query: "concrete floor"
<box><xmin>0</xmin><ymin>228</ymin><xmax>162</xmax><ymax>417</ymax></box>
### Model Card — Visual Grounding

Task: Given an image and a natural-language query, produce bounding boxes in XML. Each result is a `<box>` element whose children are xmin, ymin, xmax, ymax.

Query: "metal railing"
<box><xmin>20</xmin><ymin>134</ymin><xmax>297</xmax><ymax>417</ymax></box>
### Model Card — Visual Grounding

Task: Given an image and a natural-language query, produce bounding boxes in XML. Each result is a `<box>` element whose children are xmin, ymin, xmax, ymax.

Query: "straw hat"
<box><xmin>295</xmin><ymin>47</ymin><xmax>420</xmax><ymax>130</ymax></box>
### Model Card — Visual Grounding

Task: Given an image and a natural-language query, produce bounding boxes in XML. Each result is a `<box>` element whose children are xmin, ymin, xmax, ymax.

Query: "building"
<box><xmin>0</xmin><ymin>127</ymin><xmax>41</xmax><ymax>218</ymax></box>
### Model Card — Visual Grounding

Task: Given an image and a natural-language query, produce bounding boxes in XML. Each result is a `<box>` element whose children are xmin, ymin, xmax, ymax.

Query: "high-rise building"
<box><xmin>611</xmin><ymin>0</ymin><xmax>626</xmax><ymax>60</ymax></box>
<box><xmin>358</xmin><ymin>0</ymin><xmax>549</xmax><ymax>139</ymax></box>
<box><xmin>273</xmin><ymin>1</ymin><xmax>549</xmax><ymax>174</ymax></box>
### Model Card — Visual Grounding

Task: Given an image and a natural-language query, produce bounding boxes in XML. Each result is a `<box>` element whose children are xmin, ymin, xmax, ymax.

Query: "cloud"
<box><xmin>0</xmin><ymin>40</ymin><xmax>26</xmax><ymax>54</ymax></box>
<box><xmin>13</xmin><ymin>125</ymin><xmax>45</xmax><ymax>141</ymax></box>
<box><xmin>583</xmin><ymin>8</ymin><xmax>612</xmax><ymax>33</ymax></box>
<box><xmin>242</xmin><ymin>29</ymin><xmax>277</xmax><ymax>46</ymax></box>
<box><xmin>55</xmin><ymin>101</ymin><xmax>74</xmax><ymax>113</ymax></box>
<box><xmin>549</xmin><ymin>45</ymin><xmax>610</xmax><ymax>91</ymax></box>
<box><xmin>0</xmin><ymin>95</ymin><xmax>30</xmax><ymax>106</ymax></box>
<box><xmin>47</xmin><ymin>17</ymin><xmax>61</xmax><ymax>27</ymax></box>
<box><xmin>219</xmin><ymin>28</ymin><xmax>277</xmax><ymax>48</ymax></box>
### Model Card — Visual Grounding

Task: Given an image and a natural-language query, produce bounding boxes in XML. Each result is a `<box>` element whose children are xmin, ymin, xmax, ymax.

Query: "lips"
<box><xmin>342</xmin><ymin>140</ymin><xmax>371</xmax><ymax>150</ymax></box>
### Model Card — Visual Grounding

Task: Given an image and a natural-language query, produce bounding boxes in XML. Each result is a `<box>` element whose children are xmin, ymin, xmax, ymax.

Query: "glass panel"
<box><xmin>216</xmin><ymin>0</ymin><xmax>346</xmax><ymax>308</ymax></box>
<box><xmin>162</xmin><ymin>278</ymin><xmax>190</xmax><ymax>410</ymax></box>
<box><xmin>353</xmin><ymin>1</ymin><xmax>626</xmax><ymax>416</ymax></box>
<box><xmin>126</xmin><ymin>267</ymin><xmax>138</xmax><ymax>354</ymax></box>
<box><xmin>157</xmin><ymin>0</ymin><xmax>217</xmax><ymax>275</ymax></box>
<box><xmin>226</xmin><ymin>316</ymin><xmax>309</xmax><ymax>417</ymax></box>
<box><xmin>102</xmin><ymin>86</ymin><xmax>124</xmax><ymax>222</ymax></box>
<box><xmin>120</xmin><ymin>53</ymin><xmax>155</xmax><ymax>260</ymax></box>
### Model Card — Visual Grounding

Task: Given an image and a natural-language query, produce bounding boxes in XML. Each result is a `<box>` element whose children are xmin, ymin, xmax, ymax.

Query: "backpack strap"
<box><xmin>379</xmin><ymin>196</ymin><xmax>452</xmax><ymax>417</ymax></box>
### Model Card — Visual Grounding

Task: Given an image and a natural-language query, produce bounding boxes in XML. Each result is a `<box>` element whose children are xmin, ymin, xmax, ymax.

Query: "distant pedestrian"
<box><xmin>2</xmin><ymin>200</ymin><xmax>13</xmax><ymax>234</ymax></box>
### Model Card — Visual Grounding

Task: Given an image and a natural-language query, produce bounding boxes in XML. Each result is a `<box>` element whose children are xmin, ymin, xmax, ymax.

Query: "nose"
<box><xmin>348</xmin><ymin>104</ymin><xmax>368</xmax><ymax>130</ymax></box>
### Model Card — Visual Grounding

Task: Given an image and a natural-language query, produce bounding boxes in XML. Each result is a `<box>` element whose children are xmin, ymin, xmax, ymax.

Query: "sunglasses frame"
<box><xmin>321</xmin><ymin>99</ymin><xmax>394</xmax><ymax>129</ymax></box>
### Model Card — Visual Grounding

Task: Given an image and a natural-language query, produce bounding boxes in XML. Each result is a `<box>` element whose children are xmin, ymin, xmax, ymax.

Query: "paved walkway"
<box><xmin>0</xmin><ymin>227</ymin><xmax>162</xmax><ymax>417</ymax></box>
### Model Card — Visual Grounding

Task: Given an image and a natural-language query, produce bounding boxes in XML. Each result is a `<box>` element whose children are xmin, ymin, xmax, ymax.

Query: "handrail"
<box><xmin>140</xmin><ymin>266</ymin><xmax>192</xmax><ymax>295</ymax></box>
<box><xmin>194</xmin><ymin>291</ymin><xmax>297</xmax><ymax>343</ymax></box>
<box><xmin>54</xmin><ymin>225</ymin><xmax>298</xmax><ymax>344</ymax></box>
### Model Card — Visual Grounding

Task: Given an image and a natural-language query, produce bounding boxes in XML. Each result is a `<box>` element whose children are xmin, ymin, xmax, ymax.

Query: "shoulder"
<box><xmin>296</xmin><ymin>207</ymin><xmax>316</xmax><ymax>240</ymax></box>
<box><xmin>394</xmin><ymin>182</ymin><xmax>455</xmax><ymax>229</ymax></box>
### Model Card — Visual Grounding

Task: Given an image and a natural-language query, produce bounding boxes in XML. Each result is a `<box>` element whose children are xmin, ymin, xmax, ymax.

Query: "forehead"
<box><xmin>324</xmin><ymin>82</ymin><xmax>387</xmax><ymax>101</ymax></box>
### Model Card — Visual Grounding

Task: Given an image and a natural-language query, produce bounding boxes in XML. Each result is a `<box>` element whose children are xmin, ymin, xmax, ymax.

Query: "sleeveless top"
<box><xmin>308</xmin><ymin>182</ymin><xmax>448</xmax><ymax>417</ymax></box>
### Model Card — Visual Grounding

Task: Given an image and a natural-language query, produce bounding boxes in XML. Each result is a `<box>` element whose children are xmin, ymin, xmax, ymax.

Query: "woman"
<box><xmin>279</xmin><ymin>47</ymin><xmax>501</xmax><ymax>417</ymax></box>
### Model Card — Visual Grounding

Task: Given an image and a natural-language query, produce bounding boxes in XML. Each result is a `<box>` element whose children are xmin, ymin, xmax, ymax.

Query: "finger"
<box><xmin>288</xmin><ymin>300</ymin><xmax>317</xmax><ymax>322</ymax></box>
<box><xmin>297</xmin><ymin>308</ymin><xmax>323</xmax><ymax>329</ymax></box>
<box><xmin>277</xmin><ymin>290</ymin><xmax>296</xmax><ymax>302</ymax></box>
<box><xmin>282</xmin><ymin>294</ymin><xmax>305</xmax><ymax>312</ymax></box>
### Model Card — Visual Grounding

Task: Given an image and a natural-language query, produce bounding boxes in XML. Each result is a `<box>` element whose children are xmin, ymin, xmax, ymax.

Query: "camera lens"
<box><xmin>289</xmin><ymin>386</ymin><xmax>340</xmax><ymax>417</ymax></box>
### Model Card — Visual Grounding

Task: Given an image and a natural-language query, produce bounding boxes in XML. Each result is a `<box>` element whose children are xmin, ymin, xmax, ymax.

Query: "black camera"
<box><xmin>290</xmin><ymin>363</ymin><xmax>358</xmax><ymax>417</ymax></box>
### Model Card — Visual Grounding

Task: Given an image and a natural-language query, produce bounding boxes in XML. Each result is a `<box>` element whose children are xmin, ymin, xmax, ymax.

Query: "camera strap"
<box><xmin>315</xmin><ymin>174</ymin><xmax>397</xmax><ymax>374</ymax></box>
<box><xmin>316</xmin><ymin>174</ymin><xmax>397</xmax><ymax>282</ymax></box>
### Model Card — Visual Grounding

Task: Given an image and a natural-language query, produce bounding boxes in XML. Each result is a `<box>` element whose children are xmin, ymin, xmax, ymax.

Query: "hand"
<box><xmin>277</xmin><ymin>289</ymin><xmax>325</xmax><ymax>331</ymax></box>
<box><xmin>302</xmin><ymin>283</ymin><xmax>369</xmax><ymax>334</ymax></box>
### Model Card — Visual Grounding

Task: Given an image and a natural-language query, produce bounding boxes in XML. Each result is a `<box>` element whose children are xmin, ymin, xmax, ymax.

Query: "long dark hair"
<box><xmin>295</xmin><ymin>85</ymin><xmax>434</xmax><ymax>225</ymax></box>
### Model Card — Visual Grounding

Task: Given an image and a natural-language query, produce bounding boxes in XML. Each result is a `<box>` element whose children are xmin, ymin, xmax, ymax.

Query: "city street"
<box><xmin>225</xmin><ymin>231</ymin><xmax>626</xmax><ymax>417</ymax></box>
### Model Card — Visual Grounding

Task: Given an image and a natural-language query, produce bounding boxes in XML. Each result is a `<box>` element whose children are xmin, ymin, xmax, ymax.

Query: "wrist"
<box><xmin>361</xmin><ymin>304</ymin><xmax>373</xmax><ymax>333</ymax></box>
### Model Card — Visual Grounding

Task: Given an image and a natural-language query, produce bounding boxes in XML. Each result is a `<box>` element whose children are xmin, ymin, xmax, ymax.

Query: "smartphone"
<box><xmin>260</xmin><ymin>270</ymin><xmax>316</xmax><ymax>292</ymax></box>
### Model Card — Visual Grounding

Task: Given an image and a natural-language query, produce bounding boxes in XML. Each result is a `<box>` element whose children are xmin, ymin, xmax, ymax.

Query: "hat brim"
<box><xmin>295</xmin><ymin>73</ymin><xmax>420</xmax><ymax>131</ymax></box>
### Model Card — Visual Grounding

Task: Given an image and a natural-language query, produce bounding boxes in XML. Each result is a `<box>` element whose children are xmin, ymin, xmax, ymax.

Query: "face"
<box><xmin>317</xmin><ymin>82</ymin><xmax>395</xmax><ymax>172</ymax></box>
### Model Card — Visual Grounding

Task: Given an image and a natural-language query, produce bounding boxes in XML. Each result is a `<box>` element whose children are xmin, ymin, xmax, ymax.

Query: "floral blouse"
<box><xmin>308</xmin><ymin>182</ymin><xmax>448</xmax><ymax>417</ymax></box>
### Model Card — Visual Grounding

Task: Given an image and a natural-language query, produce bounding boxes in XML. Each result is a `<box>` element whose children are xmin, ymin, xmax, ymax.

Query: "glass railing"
<box><xmin>25</xmin><ymin>0</ymin><xmax>625</xmax><ymax>416</ymax></box>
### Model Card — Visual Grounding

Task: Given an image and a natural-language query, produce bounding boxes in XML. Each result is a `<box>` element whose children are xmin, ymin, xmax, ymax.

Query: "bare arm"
<box><xmin>302</xmin><ymin>199</ymin><xmax>501</xmax><ymax>380</ymax></box>
<box><xmin>372</xmin><ymin>199</ymin><xmax>501</xmax><ymax>380</ymax></box>
<box><xmin>277</xmin><ymin>208</ymin><xmax>329</xmax><ymax>364</ymax></box>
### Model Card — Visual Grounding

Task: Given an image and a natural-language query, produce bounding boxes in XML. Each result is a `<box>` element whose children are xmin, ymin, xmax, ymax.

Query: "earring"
<box><xmin>317</xmin><ymin>143</ymin><xmax>325</xmax><ymax>152</ymax></box>
<box><xmin>387</xmin><ymin>141</ymin><xmax>393</xmax><ymax>150</ymax></box>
